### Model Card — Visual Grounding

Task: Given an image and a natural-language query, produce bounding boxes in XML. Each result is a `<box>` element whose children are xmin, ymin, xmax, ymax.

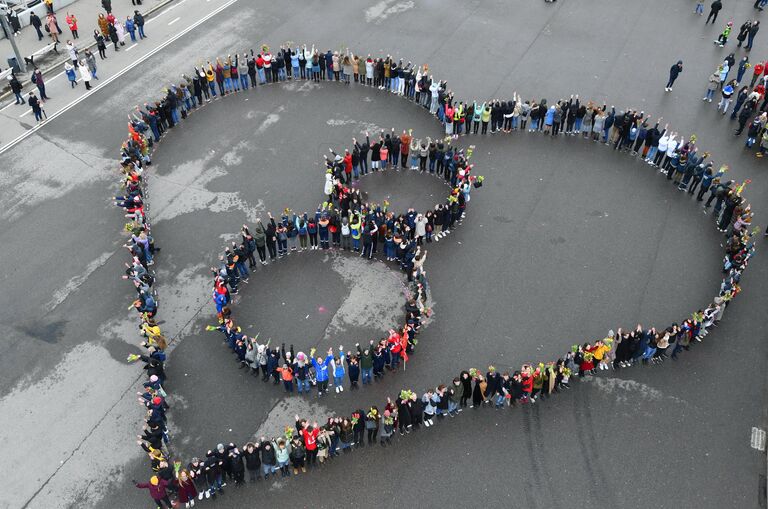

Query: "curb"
<box><xmin>0</xmin><ymin>0</ymin><xmax>176</xmax><ymax>103</ymax></box>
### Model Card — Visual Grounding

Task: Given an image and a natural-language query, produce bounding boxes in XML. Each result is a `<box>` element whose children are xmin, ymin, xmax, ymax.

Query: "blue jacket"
<box><xmin>312</xmin><ymin>355</ymin><xmax>333</xmax><ymax>382</ymax></box>
<box><xmin>333</xmin><ymin>353</ymin><xmax>346</xmax><ymax>378</ymax></box>
<box><xmin>544</xmin><ymin>107</ymin><xmax>555</xmax><ymax>125</ymax></box>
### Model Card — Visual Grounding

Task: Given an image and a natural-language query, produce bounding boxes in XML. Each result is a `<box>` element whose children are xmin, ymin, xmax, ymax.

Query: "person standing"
<box><xmin>65</xmin><ymin>12</ymin><xmax>79</xmax><ymax>39</ymax></box>
<box><xmin>94</xmin><ymin>30</ymin><xmax>107</xmax><ymax>59</ymax></box>
<box><xmin>718</xmin><ymin>80</ymin><xmax>736</xmax><ymax>113</ymax></box>
<box><xmin>747</xmin><ymin>20</ymin><xmax>760</xmax><ymax>50</ymax></box>
<box><xmin>64</xmin><ymin>62</ymin><xmax>77</xmax><ymax>88</ymax></box>
<box><xmin>706</xmin><ymin>0</ymin><xmax>723</xmax><ymax>24</ymax></box>
<box><xmin>134</xmin><ymin>10</ymin><xmax>146</xmax><ymax>39</ymax></box>
<box><xmin>134</xmin><ymin>476</ymin><xmax>172</xmax><ymax>509</ymax></box>
<box><xmin>736</xmin><ymin>20</ymin><xmax>751</xmax><ymax>48</ymax></box>
<box><xmin>78</xmin><ymin>60</ymin><xmax>92</xmax><ymax>90</ymax></box>
<box><xmin>108</xmin><ymin>22</ymin><xmax>119</xmax><ymax>51</ymax></box>
<box><xmin>6</xmin><ymin>9</ymin><xmax>21</xmax><ymax>36</ymax></box>
<box><xmin>32</xmin><ymin>67</ymin><xmax>50</xmax><ymax>100</ymax></box>
<box><xmin>84</xmin><ymin>49</ymin><xmax>98</xmax><ymax>80</ymax></box>
<box><xmin>102</xmin><ymin>0</ymin><xmax>112</xmax><ymax>14</ymax></box>
<box><xmin>66</xmin><ymin>40</ymin><xmax>78</xmax><ymax>66</ymax></box>
<box><xmin>115</xmin><ymin>19</ymin><xmax>127</xmax><ymax>46</ymax></box>
<box><xmin>45</xmin><ymin>13</ymin><xmax>61</xmax><ymax>42</ymax></box>
<box><xmin>703</xmin><ymin>70</ymin><xmax>720</xmax><ymax>101</ymax></box>
<box><xmin>29</xmin><ymin>12</ymin><xmax>44</xmax><ymax>41</ymax></box>
<box><xmin>7</xmin><ymin>75</ymin><xmax>24</xmax><ymax>105</ymax></box>
<box><xmin>44</xmin><ymin>0</ymin><xmax>54</xmax><ymax>14</ymax></box>
<box><xmin>28</xmin><ymin>92</ymin><xmax>43</xmax><ymax>122</ymax></box>
<box><xmin>665</xmin><ymin>60</ymin><xmax>683</xmax><ymax>91</ymax></box>
<box><xmin>125</xmin><ymin>15</ymin><xmax>136</xmax><ymax>42</ymax></box>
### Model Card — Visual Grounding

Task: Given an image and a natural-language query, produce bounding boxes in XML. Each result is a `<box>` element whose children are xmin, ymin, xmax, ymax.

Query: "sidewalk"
<box><xmin>1</xmin><ymin>0</ymin><xmax>170</xmax><ymax>80</ymax></box>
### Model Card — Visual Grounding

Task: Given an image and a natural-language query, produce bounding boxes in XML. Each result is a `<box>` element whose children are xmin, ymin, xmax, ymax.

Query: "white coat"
<box><xmin>78</xmin><ymin>63</ymin><xmax>92</xmax><ymax>83</ymax></box>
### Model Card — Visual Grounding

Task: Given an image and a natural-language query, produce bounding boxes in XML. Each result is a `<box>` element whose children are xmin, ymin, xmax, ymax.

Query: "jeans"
<box><xmin>208</xmin><ymin>475</ymin><xmax>223</xmax><ymax>494</ymax></box>
<box><xmin>718</xmin><ymin>97</ymin><xmax>731</xmax><ymax>112</ymax></box>
<box><xmin>361</xmin><ymin>368</ymin><xmax>372</xmax><ymax>384</ymax></box>
<box><xmin>240</xmin><ymin>74</ymin><xmax>249</xmax><ymax>89</ymax></box>
<box><xmin>236</xmin><ymin>261</ymin><xmax>249</xmax><ymax>278</ymax></box>
<box><xmin>209</xmin><ymin>82</ymin><xmax>217</xmax><ymax>97</ymax></box>
<box><xmin>296</xmin><ymin>378</ymin><xmax>309</xmax><ymax>393</ymax></box>
<box><xmin>704</xmin><ymin>89</ymin><xmax>715</xmax><ymax>101</ymax></box>
<box><xmin>14</xmin><ymin>92</ymin><xmax>24</xmax><ymax>104</ymax></box>
<box><xmin>34</xmin><ymin>109</ymin><xmax>43</xmax><ymax>121</ymax></box>
<box><xmin>262</xmin><ymin>464</ymin><xmax>276</xmax><ymax>476</ymax></box>
<box><xmin>257</xmin><ymin>68</ymin><xmax>266</xmax><ymax>84</ymax></box>
<box><xmin>333</xmin><ymin>375</ymin><xmax>343</xmax><ymax>387</ymax></box>
<box><xmin>138</xmin><ymin>25</ymin><xmax>145</xmax><ymax>39</ymax></box>
<box><xmin>278</xmin><ymin>68</ymin><xmax>286</xmax><ymax>81</ymax></box>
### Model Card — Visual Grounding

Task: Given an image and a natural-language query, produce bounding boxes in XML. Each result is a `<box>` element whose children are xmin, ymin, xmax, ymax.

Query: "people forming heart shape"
<box><xmin>117</xmin><ymin>43</ymin><xmax>757</xmax><ymax>505</ymax></box>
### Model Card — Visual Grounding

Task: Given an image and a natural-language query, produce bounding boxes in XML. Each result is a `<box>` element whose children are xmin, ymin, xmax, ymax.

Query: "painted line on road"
<box><xmin>125</xmin><ymin>43</ymin><xmax>139</xmax><ymax>52</ymax></box>
<box><xmin>19</xmin><ymin>109</ymin><xmax>31</xmax><ymax>117</ymax></box>
<box><xmin>0</xmin><ymin>0</ymin><xmax>241</xmax><ymax>156</ymax></box>
<box><xmin>156</xmin><ymin>0</ymin><xmax>189</xmax><ymax>18</ymax></box>
<box><xmin>168</xmin><ymin>16</ymin><xmax>181</xmax><ymax>26</ymax></box>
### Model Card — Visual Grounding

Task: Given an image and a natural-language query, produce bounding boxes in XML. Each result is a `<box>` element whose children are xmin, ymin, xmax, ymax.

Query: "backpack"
<box><xmin>31</xmin><ymin>73</ymin><xmax>37</xmax><ymax>84</ymax></box>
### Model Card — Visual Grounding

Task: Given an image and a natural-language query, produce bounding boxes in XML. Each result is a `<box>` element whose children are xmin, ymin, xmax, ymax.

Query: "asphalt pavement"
<box><xmin>0</xmin><ymin>1</ymin><xmax>766</xmax><ymax>508</ymax></box>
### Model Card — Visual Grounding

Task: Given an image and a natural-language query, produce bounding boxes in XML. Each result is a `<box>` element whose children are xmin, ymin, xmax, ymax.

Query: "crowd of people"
<box><xmin>4</xmin><ymin>2</ymin><xmax>148</xmax><ymax>123</ymax></box>
<box><xmin>205</xmin><ymin>127</ymin><xmax>481</xmax><ymax>398</ymax></box>
<box><xmin>116</xmin><ymin>42</ymin><xmax>757</xmax><ymax>509</ymax></box>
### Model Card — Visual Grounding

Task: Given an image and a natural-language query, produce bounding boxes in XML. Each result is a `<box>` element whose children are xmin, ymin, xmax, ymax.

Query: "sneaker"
<box><xmin>339</xmin><ymin>386</ymin><xmax>344</xmax><ymax>392</ymax></box>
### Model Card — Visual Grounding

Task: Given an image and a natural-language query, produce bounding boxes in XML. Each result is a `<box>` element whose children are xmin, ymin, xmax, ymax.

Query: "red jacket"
<box><xmin>135</xmin><ymin>478</ymin><xmax>169</xmax><ymax>500</ymax></box>
<box><xmin>754</xmin><ymin>63</ymin><xmax>765</xmax><ymax>76</ymax></box>
<box><xmin>173</xmin><ymin>478</ymin><xmax>198</xmax><ymax>503</ymax></box>
<box><xmin>343</xmin><ymin>153</ymin><xmax>352</xmax><ymax>174</ymax></box>
<box><xmin>521</xmin><ymin>373</ymin><xmax>533</xmax><ymax>393</ymax></box>
<box><xmin>302</xmin><ymin>428</ymin><xmax>319</xmax><ymax>451</ymax></box>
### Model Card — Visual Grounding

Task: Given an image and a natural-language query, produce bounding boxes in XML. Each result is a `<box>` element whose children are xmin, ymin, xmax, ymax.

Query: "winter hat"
<box><xmin>152</xmin><ymin>396</ymin><xmax>162</xmax><ymax>405</ymax></box>
<box><xmin>383</xmin><ymin>410</ymin><xmax>390</xmax><ymax>417</ymax></box>
<box><xmin>150</xmin><ymin>476</ymin><xmax>159</xmax><ymax>486</ymax></box>
<box><xmin>217</xmin><ymin>443</ymin><xmax>224</xmax><ymax>453</ymax></box>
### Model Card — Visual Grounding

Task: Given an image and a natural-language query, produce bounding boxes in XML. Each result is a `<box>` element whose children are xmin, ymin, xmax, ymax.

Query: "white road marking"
<box><xmin>0</xmin><ymin>0</ymin><xmax>242</xmax><ymax>156</ymax></box>
<box><xmin>168</xmin><ymin>16</ymin><xmax>181</xmax><ymax>26</ymax></box>
<box><xmin>157</xmin><ymin>0</ymin><xmax>189</xmax><ymax>17</ymax></box>
<box><xmin>125</xmin><ymin>43</ymin><xmax>138</xmax><ymax>52</ymax></box>
<box><xmin>19</xmin><ymin>109</ymin><xmax>31</xmax><ymax>117</ymax></box>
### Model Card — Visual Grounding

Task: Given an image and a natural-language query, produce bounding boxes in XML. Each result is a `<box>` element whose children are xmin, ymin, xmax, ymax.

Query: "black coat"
<box><xmin>9</xmin><ymin>76</ymin><xmax>22</xmax><ymax>94</ymax></box>
<box><xmin>260</xmin><ymin>445</ymin><xmax>276</xmax><ymax>465</ymax></box>
<box><xmin>243</xmin><ymin>448</ymin><xmax>261</xmax><ymax>470</ymax></box>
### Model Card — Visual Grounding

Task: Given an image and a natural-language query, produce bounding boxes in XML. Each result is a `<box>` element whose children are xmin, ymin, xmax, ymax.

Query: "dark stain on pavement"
<box><xmin>17</xmin><ymin>319</ymin><xmax>67</xmax><ymax>343</ymax></box>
